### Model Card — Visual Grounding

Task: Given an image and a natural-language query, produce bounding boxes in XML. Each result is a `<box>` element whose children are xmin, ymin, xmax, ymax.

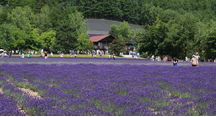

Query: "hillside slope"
<box><xmin>87</xmin><ymin>19</ymin><xmax>143</xmax><ymax>35</ymax></box>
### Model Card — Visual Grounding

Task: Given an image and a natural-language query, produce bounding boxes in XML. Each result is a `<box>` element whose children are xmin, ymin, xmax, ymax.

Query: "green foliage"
<box><xmin>63</xmin><ymin>89</ymin><xmax>75</xmax><ymax>94</ymax></box>
<box><xmin>109</xmin><ymin>22</ymin><xmax>130</xmax><ymax>41</ymax></box>
<box><xmin>76</xmin><ymin>33</ymin><xmax>92</xmax><ymax>50</ymax></box>
<box><xmin>54</xmin><ymin>11</ymin><xmax>86</xmax><ymax>53</ymax></box>
<box><xmin>155</xmin><ymin>101</ymin><xmax>170</xmax><ymax>107</ymax></box>
<box><xmin>15</xmin><ymin>81</ymin><xmax>29</xmax><ymax>88</ymax></box>
<box><xmin>34</xmin><ymin>5</ymin><xmax>52</xmax><ymax>34</ymax></box>
<box><xmin>1</xmin><ymin>0</ymin><xmax>216</xmax><ymax>59</ymax></box>
<box><xmin>0</xmin><ymin>23</ymin><xmax>15</xmax><ymax>50</ymax></box>
<box><xmin>40</xmin><ymin>30</ymin><xmax>56</xmax><ymax>48</ymax></box>
<box><xmin>109</xmin><ymin>38</ymin><xmax>126</xmax><ymax>55</ymax></box>
<box><xmin>139</xmin><ymin>97</ymin><xmax>151</xmax><ymax>102</ymax></box>
<box><xmin>7</xmin><ymin>6</ymin><xmax>33</xmax><ymax>31</ymax></box>
<box><xmin>11</xmin><ymin>27</ymin><xmax>26</xmax><ymax>49</ymax></box>
<box><xmin>205</xmin><ymin>29</ymin><xmax>216</xmax><ymax>59</ymax></box>
<box><xmin>140</xmin><ymin>52</ymin><xmax>148</xmax><ymax>58</ymax></box>
<box><xmin>138</xmin><ymin>18</ymin><xmax>169</xmax><ymax>56</ymax></box>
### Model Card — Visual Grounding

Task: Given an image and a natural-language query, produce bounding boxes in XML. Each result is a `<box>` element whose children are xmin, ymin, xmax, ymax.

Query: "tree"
<box><xmin>7</xmin><ymin>6</ymin><xmax>33</xmax><ymax>31</ymax></box>
<box><xmin>109</xmin><ymin>21</ymin><xmax>130</xmax><ymax>42</ymax></box>
<box><xmin>138</xmin><ymin>18</ymin><xmax>169</xmax><ymax>57</ymax></box>
<box><xmin>34</xmin><ymin>5</ymin><xmax>52</xmax><ymax>34</ymax></box>
<box><xmin>0</xmin><ymin>23</ymin><xmax>15</xmax><ymax>50</ymax></box>
<box><xmin>138</xmin><ymin>3</ymin><xmax>163</xmax><ymax>25</ymax></box>
<box><xmin>40</xmin><ymin>30</ymin><xmax>56</xmax><ymax>49</ymax></box>
<box><xmin>11</xmin><ymin>27</ymin><xmax>27</xmax><ymax>50</ymax></box>
<box><xmin>0</xmin><ymin>6</ymin><xmax>9</xmax><ymax>25</ymax></box>
<box><xmin>54</xmin><ymin>11</ymin><xmax>87</xmax><ymax>53</ymax></box>
<box><xmin>205</xmin><ymin>29</ymin><xmax>216</xmax><ymax>59</ymax></box>
<box><xmin>26</xmin><ymin>28</ymin><xmax>43</xmax><ymax>50</ymax></box>
<box><xmin>159</xmin><ymin>9</ymin><xmax>180</xmax><ymax>23</ymax></box>
<box><xmin>76</xmin><ymin>33</ymin><xmax>92</xmax><ymax>51</ymax></box>
<box><xmin>166</xmin><ymin>13</ymin><xmax>198</xmax><ymax>58</ymax></box>
<box><xmin>7</xmin><ymin>0</ymin><xmax>36</xmax><ymax>8</ymax></box>
<box><xmin>109</xmin><ymin>37</ymin><xmax>126</xmax><ymax>55</ymax></box>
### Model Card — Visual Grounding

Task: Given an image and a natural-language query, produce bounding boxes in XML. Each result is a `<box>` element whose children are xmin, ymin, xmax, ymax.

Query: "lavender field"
<box><xmin>0</xmin><ymin>57</ymin><xmax>216</xmax><ymax>116</ymax></box>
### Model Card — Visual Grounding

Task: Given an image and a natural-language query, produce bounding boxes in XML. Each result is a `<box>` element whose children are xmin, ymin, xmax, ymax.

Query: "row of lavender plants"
<box><xmin>0</xmin><ymin>63</ymin><xmax>216</xmax><ymax>116</ymax></box>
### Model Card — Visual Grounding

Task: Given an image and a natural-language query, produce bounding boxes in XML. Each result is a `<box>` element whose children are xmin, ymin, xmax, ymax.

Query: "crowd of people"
<box><xmin>1</xmin><ymin>48</ymin><xmax>216</xmax><ymax>65</ymax></box>
<box><xmin>150</xmin><ymin>52</ymin><xmax>204</xmax><ymax>67</ymax></box>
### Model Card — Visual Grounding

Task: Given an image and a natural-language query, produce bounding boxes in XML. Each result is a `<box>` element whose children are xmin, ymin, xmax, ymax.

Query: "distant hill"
<box><xmin>86</xmin><ymin>19</ymin><xmax>143</xmax><ymax>36</ymax></box>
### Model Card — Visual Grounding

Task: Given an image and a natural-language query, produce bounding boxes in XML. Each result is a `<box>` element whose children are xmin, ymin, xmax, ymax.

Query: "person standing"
<box><xmin>113</xmin><ymin>54</ymin><xmax>116</xmax><ymax>60</ymax></box>
<box><xmin>172</xmin><ymin>57</ymin><xmax>178</xmax><ymax>66</ymax></box>
<box><xmin>70</xmin><ymin>50</ymin><xmax>74</xmax><ymax>57</ymax></box>
<box><xmin>108</xmin><ymin>53</ymin><xmax>111</xmax><ymax>60</ymax></box>
<box><xmin>74</xmin><ymin>51</ymin><xmax>77</xmax><ymax>58</ymax></box>
<box><xmin>44</xmin><ymin>52</ymin><xmax>48</xmax><ymax>59</ymax></box>
<box><xmin>8</xmin><ymin>51</ymin><xmax>12</xmax><ymax>57</ymax></box>
<box><xmin>21</xmin><ymin>53</ymin><xmax>25</xmax><ymax>58</ymax></box>
<box><xmin>190</xmin><ymin>55</ymin><xmax>198</xmax><ymax>67</ymax></box>
<box><xmin>50</xmin><ymin>52</ymin><xmax>53</xmax><ymax>57</ymax></box>
<box><xmin>185</xmin><ymin>56</ymin><xmax>189</xmax><ymax>62</ymax></box>
<box><xmin>151</xmin><ymin>55</ymin><xmax>154</xmax><ymax>61</ymax></box>
<box><xmin>28</xmin><ymin>52</ymin><xmax>31</xmax><ymax>58</ymax></box>
<box><xmin>195</xmin><ymin>52</ymin><xmax>200</xmax><ymax>66</ymax></box>
<box><xmin>60</xmin><ymin>52</ymin><xmax>64</xmax><ymax>57</ymax></box>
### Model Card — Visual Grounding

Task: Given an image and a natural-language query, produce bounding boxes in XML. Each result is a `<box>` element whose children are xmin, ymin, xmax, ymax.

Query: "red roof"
<box><xmin>89</xmin><ymin>34</ymin><xmax>111</xmax><ymax>42</ymax></box>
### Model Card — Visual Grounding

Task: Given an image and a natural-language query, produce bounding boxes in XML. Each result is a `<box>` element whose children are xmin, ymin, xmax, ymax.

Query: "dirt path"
<box><xmin>0</xmin><ymin>88</ymin><xmax>3</xmax><ymax>94</ymax></box>
<box><xmin>19</xmin><ymin>88</ymin><xmax>42</xmax><ymax>99</ymax></box>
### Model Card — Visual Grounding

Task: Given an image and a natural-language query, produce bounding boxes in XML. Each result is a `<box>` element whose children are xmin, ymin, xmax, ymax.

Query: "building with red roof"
<box><xmin>89</xmin><ymin>34</ymin><xmax>116</xmax><ymax>50</ymax></box>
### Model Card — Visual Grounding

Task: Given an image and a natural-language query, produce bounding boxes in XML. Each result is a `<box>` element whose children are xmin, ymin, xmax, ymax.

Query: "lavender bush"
<box><xmin>0</xmin><ymin>62</ymin><xmax>216</xmax><ymax>116</ymax></box>
<box><xmin>0</xmin><ymin>93</ymin><xmax>26</xmax><ymax>116</ymax></box>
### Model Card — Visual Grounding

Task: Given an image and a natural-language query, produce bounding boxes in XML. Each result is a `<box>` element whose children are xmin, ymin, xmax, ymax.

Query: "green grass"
<box><xmin>154</xmin><ymin>101</ymin><xmax>170</xmax><ymax>107</ymax></box>
<box><xmin>37</xmin><ymin>90</ymin><xmax>45</xmax><ymax>96</ymax></box>
<box><xmin>15</xmin><ymin>81</ymin><xmax>29</xmax><ymax>88</ymax></box>
<box><xmin>115</xmin><ymin>106</ymin><xmax>128</xmax><ymax>116</ymax></box>
<box><xmin>139</xmin><ymin>97</ymin><xmax>151</xmax><ymax>102</ymax></box>
<box><xmin>118</xmin><ymin>90</ymin><xmax>127</xmax><ymax>96</ymax></box>
<box><xmin>114</xmin><ymin>88</ymin><xmax>128</xmax><ymax>96</ymax></box>
<box><xmin>3</xmin><ymin>89</ymin><xmax>10</xmax><ymax>95</ymax></box>
<box><xmin>24</xmin><ymin>107</ymin><xmax>37</xmax><ymax>116</ymax></box>
<box><xmin>171</xmin><ymin>90</ymin><xmax>190</xmax><ymax>98</ymax></box>
<box><xmin>63</xmin><ymin>89</ymin><xmax>75</xmax><ymax>94</ymax></box>
<box><xmin>171</xmin><ymin>90</ymin><xmax>181</xmax><ymax>97</ymax></box>
<box><xmin>198</xmin><ymin>101</ymin><xmax>213</xmax><ymax>108</ymax></box>
<box><xmin>94</xmin><ymin>100</ymin><xmax>102</xmax><ymax>108</ymax></box>
<box><xmin>102</xmin><ymin>102</ymin><xmax>115</xmax><ymax>113</ymax></box>
<box><xmin>181</xmin><ymin>92</ymin><xmax>191</xmax><ymax>98</ymax></box>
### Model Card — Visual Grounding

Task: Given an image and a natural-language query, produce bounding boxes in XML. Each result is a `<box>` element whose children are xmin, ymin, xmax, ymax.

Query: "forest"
<box><xmin>0</xmin><ymin>0</ymin><xmax>216</xmax><ymax>61</ymax></box>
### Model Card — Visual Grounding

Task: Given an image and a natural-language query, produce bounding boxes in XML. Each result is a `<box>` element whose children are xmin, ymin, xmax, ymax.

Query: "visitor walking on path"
<box><xmin>190</xmin><ymin>55</ymin><xmax>198</xmax><ymax>67</ymax></box>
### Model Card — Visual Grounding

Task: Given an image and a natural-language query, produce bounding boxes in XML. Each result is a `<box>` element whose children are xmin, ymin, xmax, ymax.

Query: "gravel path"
<box><xmin>0</xmin><ymin>57</ymin><xmax>215</xmax><ymax>66</ymax></box>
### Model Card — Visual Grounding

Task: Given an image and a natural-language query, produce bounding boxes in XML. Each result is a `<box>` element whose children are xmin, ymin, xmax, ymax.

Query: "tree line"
<box><xmin>0</xmin><ymin>0</ymin><xmax>216</xmax><ymax>60</ymax></box>
<box><xmin>0</xmin><ymin>2</ymin><xmax>91</xmax><ymax>53</ymax></box>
